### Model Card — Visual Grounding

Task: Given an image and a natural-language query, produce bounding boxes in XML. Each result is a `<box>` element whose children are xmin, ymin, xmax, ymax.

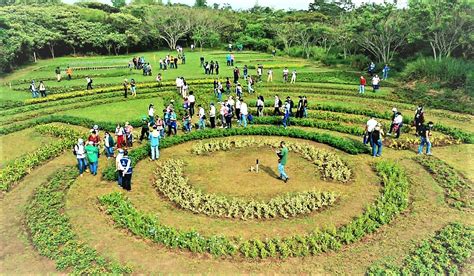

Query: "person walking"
<box><xmin>215</xmin><ymin>61</ymin><xmax>220</xmax><ymax>75</ymax></box>
<box><xmin>418</xmin><ymin>122</ymin><xmax>434</xmax><ymax>155</ymax></box>
<box><xmin>257</xmin><ymin>96</ymin><xmax>264</xmax><ymax>117</ymax></box>
<box><xmin>148</xmin><ymin>104</ymin><xmax>155</xmax><ymax>125</ymax></box>
<box><xmin>30</xmin><ymin>80</ymin><xmax>39</xmax><ymax>98</ymax></box>
<box><xmin>282</xmin><ymin>100</ymin><xmax>291</xmax><ymax>128</ymax></box>
<box><xmin>240</xmin><ymin>98</ymin><xmax>248</xmax><ymax>128</ymax></box>
<box><xmin>167</xmin><ymin>109</ymin><xmax>177</xmax><ymax>136</ymax></box>
<box><xmin>123</xmin><ymin>79</ymin><xmax>129</xmax><ymax>98</ymax></box>
<box><xmin>209</xmin><ymin>103</ymin><xmax>216</xmax><ymax>128</ymax></box>
<box><xmin>198</xmin><ymin>104</ymin><xmax>206</xmax><ymax>130</ymax></box>
<box><xmin>104</xmin><ymin>131</ymin><xmax>115</xmax><ymax>159</ymax></box>
<box><xmin>124</xmin><ymin>122</ymin><xmax>133</xmax><ymax>148</ymax></box>
<box><xmin>85</xmin><ymin>141</ymin><xmax>99</xmax><ymax>176</ymax></box>
<box><xmin>149</xmin><ymin>126</ymin><xmax>161</xmax><ymax>160</ymax></box>
<box><xmin>66</xmin><ymin>66</ymin><xmax>72</xmax><ymax>80</ymax></box>
<box><xmin>38</xmin><ymin>81</ymin><xmax>47</xmax><ymax>97</ymax></box>
<box><xmin>86</xmin><ymin>76</ymin><xmax>93</xmax><ymax>90</ymax></box>
<box><xmin>267</xmin><ymin>68</ymin><xmax>273</xmax><ymax>82</ymax></box>
<box><xmin>283</xmin><ymin>67</ymin><xmax>289</xmax><ymax>83</ymax></box>
<box><xmin>139</xmin><ymin>117</ymin><xmax>150</xmax><ymax>143</ymax></box>
<box><xmin>116</xmin><ymin>149</ymin><xmax>124</xmax><ymax>187</ymax></box>
<box><xmin>296</xmin><ymin>96</ymin><xmax>304</xmax><ymax>118</ymax></box>
<box><xmin>247</xmin><ymin>76</ymin><xmax>254</xmax><ymax>94</ymax></box>
<box><xmin>243</xmin><ymin>65</ymin><xmax>248</xmax><ymax>80</ymax></box>
<box><xmin>290</xmin><ymin>70</ymin><xmax>297</xmax><ymax>84</ymax></box>
<box><xmin>371</xmin><ymin>124</ymin><xmax>384</xmax><ymax>157</ymax></box>
<box><xmin>74</xmin><ymin>138</ymin><xmax>87</xmax><ymax>177</ymax></box>
<box><xmin>365</xmin><ymin>117</ymin><xmax>378</xmax><ymax>146</ymax></box>
<box><xmin>276</xmin><ymin>141</ymin><xmax>289</xmax><ymax>183</ymax></box>
<box><xmin>188</xmin><ymin>91</ymin><xmax>196</xmax><ymax>118</ymax></box>
<box><xmin>382</xmin><ymin>64</ymin><xmax>390</xmax><ymax>80</ymax></box>
<box><xmin>372</xmin><ymin>75</ymin><xmax>380</xmax><ymax>92</ymax></box>
<box><xmin>55</xmin><ymin>67</ymin><xmax>61</xmax><ymax>82</ymax></box>
<box><xmin>393</xmin><ymin>112</ymin><xmax>403</xmax><ymax>138</ymax></box>
<box><xmin>359</xmin><ymin>76</ymin><xmax>366</xmax><ymax>94</ymax></box>
<box><xmin>130</xmin><ymin>79</ymin><xmax>137</xmax><ymax>97</ymax></box>
<box><xmin>233</xmin><ymin>67</ymin><xmax>240</xmax><ymax>84</ymax></box>
<box><xmin>414</xmin><ymin>105</ymin><xmax>425</xmax><ymax>134</ymax></box>
<box><xmin>119</xmin><ymin>150</ymin><xmax>133</xmax><ymax>191</ymax></box>
<box><xmin>115</xmin><ymin>124</ymin><xmax>125</xmax><ymax>148</ymax></box>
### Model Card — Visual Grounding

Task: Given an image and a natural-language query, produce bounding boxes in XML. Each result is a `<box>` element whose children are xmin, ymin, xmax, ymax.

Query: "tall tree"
<box><xmin>111</xmin><ymin>0</ymin><xmax>126</xmax><ymax>8</ymax></box>
<box><xmin>194</xmin><ymin>0</ymin><xmax>207</xmax><ymax>7</ymax></box>
<box><xmin>272</xmin><ymin>23</ymin><xmax>296</xmax><ymax>55</ymax></box>
<box><xmin>146</xmin><ymin>6</ymin><xmax>193</xmax><ymax>49</ymax></box>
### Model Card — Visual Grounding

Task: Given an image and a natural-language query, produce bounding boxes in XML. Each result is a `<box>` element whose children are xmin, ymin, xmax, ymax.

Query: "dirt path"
<box><xmin>0</xmin><ymin>154</ymin><xmax>74</xmax><ymax>274</ymax></box>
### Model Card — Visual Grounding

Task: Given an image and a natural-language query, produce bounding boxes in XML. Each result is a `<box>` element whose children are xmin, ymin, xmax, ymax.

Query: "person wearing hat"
<box><xmin>296</xmin><ymin>96</ymin><xmax>304</xmax><ymax>118</ymax></box>
<box><xmin>149</xmin><ymin>126</ymin><xmax>161</xmax><ymax>160</ymax></box>
<box><xmin>115</xmin><ymin>123</ymin><xmax>125</xmax><ymax>148</ymax></box>
<box><xmin>74</xmin><ymin>138</ymin><xmax>87</xmax><ymax>177</ymax></box>
<box><xmin>90</xmin><ymin>124</ymin><xmax>99</xmax><ymax>135</ymax></box>
<box><xmin>209</xmin><ymin>102</ymin><xmax>216</xmax><ymax>128</ymax></box>
<box><xmin>188</xmin><ymin>91</ymin><xmax>196</xmax><ymax>118</ymax></box>
<box><xmin>119</xmin><ymin>150</ymin><xmax>133</xmax><ymax>191</ymax></box>
<box><xmin>282</xmin><ymin>99</ymin><xmax>291</xmax><ymax>128</ymax></box>
<box><xmin>116</xmin><ymin>148</ymin><xmax>124</xmax><ymax>186</ymax></box>
<box><xmin>85</xmin><ymin>141</ymin><xmax>99</xmax><ymax>176</ymax></box>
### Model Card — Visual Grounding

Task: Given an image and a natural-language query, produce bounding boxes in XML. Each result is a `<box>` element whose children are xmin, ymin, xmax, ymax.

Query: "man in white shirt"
<box><xmin>290</xmin><ymin>70</ymin><xmax>297</xmax><ymax>83</ymax></box>
<box><xmin>198</xmin><ymin>104</ymin><xmax>205</xmax><ymax>130</ymax></box>
<box><xmin>283</xmin><ymin>68</ymin><xmax>289</xmax><ymax>82</ymax></box>
<box><xmin>209</xmin><ymin>103</ymin><xmax>216</xmax><ymax>128</ymax></box>
<box><xmin>239</xmin><ymin>99</ymin><xmax>248</xmax><ymax>128</ymax></box>
<box><xmin>372</xmin><ymin>74</ymin><xmax>380</xmax><ymax>92</ymax></box>
<box><xmin>176</xmin><ymin>77</ymin><xmax>183</xmax><ymax>94</ymax></box>
<box><xmin>273</xmin><ymin>95</ymin><xmax>281</xmax><ymax>115</ymax></box>
<box><xmin>235</xmin><ymin>98</ymin><xmax>241</xmax><ymax>122</ymax></box>
<box><xmin>365</xmin><ymin>117</ymin><xmax>378</xmax><ymax>145</ymax></box>
<box><xmin>188</xmin><ymin>91</ymin><xmax>195</xmax><ymax>117</ymax></box>
<box><xmin>393</xmin><ymin>112</ymin><xmax>403</xmax><ymax>138</ymax></box>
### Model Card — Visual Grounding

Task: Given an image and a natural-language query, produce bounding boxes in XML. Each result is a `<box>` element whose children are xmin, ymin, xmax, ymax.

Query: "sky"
<box><xmin>66</xmin><ymin>0</ymin><xmax>408</xmax><ymax>10</ymax></box>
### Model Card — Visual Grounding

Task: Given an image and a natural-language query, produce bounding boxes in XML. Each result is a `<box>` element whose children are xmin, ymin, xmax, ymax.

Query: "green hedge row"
<box><xmin>367</xmin><ymin>222</ymin><xmax>474</xmax><ymax>275</ymax></box>
<box><xmin>26</xmin><ymin>168</ymin><xmax>131</xmax><ymax>273</ymax></box>
<box><xmin>414</xmin><ymin>156</ymin><xmax>473</xmax><ymax>209</ymax></box>
<box><xmin>99</xmin><ymin>160</ymin><xmax>409</xmax><ymax>258</ymax></box>
<box><xmin>0</xmin><ymin>124</ymin><xmax>82</xmax><ymax>192</ymax></box>
<box><xmin>102</xmin><ymin>126</ymin><xmax>369</xmax><ymax>181</ymax></box>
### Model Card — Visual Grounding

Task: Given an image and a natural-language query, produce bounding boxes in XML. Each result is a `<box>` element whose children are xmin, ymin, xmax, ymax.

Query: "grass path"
<box><xmin>0</xmin><ymin>154</ymin><xmax>75</xmax><ymax>274</ymax></box>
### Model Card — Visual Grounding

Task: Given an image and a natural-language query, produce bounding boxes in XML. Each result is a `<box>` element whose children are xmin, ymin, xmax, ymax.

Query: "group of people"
<box><xmin>29</xmin><ymin>80</ymin><xmax>47</xmax><ymax>98</ymax></box>
<box><xmin>364</xmin><ymin>104</ymin><xmax>433</xmax><ymax>157</ymax></box>
<box><xmin>359</xmin><ymin>63</ymin><xmax>390</xmax><ymax>93</ymax></box>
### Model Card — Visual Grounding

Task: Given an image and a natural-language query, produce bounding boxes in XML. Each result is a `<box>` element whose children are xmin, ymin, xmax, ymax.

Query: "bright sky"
<box><xmin>66</xmin><ymin>0</ymin><xmax>408</xmax><ymax>10</ymax></box>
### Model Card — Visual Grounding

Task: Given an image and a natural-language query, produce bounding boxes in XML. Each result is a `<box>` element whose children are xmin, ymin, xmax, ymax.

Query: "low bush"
<box><xmin>26</xmin><ymin>168</ymin><xmax>131</xmax><ymax>273</ymax></box>
<box><xmin>367</xmin><ymin>223</ymin><xmax>474</xmax><ymax>275</ymax></box>
<box><xmin>154</xmin><ymin>159</ymin><xmax>339</xmax><ymax>220</ymax></box>
<box><xmin>414</xmin><ymin>156</ymin><xmax>472</xmax><ymax>209</ymax></box>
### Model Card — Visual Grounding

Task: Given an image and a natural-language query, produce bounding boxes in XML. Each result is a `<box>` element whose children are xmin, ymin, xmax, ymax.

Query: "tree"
<box><xmin>294</xmin><ymin>23</ymin><xmax>315</xmax><ymax>59</ymax></box>
<box><xmin>191</xmin><ymin>10</ymin><xmax>221</xmax><ymax>50</ymax></box>
<box><xmin>272</xmin><ymin>23</ymin><xmax>296</xmax><ymax>55</ymax></box>
<box><xmin>194</xmin><ymin>0</ymin><xmax>207</xmax><ymax>7</ymax></box>
<box><xmin>313</xmin><ymin>24</ymin><xmax>336</xmax><ymax>54</ymax></box>
<box><xmin>146</xmin><ymin>6</ymin><xmax>192</xmax><ymax>49</ymax></box>
<box><xmin>111</xmin><ymin>0</ymin><xmax>126</xmax><ymax>9</ymax></box>
<box><xmin>409</xmin><ymin>0</ymin><xmax>473</xmax><ymax>61</ymax></box>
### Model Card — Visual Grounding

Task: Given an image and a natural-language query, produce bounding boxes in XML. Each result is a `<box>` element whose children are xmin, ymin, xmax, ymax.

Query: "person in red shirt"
<box><xmin>359</xmin><ymin>76</ymin><xmax>366</xmax><ymax>94</ymax></box>
<box><xmin>88</xmin><ymin>130</ymin><xmax>101</xmax><ymax>147</ymax></box>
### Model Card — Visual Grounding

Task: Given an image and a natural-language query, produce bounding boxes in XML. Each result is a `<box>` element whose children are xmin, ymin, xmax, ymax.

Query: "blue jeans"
<box><xmin>151</xmin><ymin>145</ymin><xmax>160</xmax><ymax>160</ymax></box>
<box><xmin>359</xmin><ymin>85</ymin><xmax>365</xmax><ymax>93</ymax></box>
<box><xmin>199</xmin><ymin>118</ymin><xmax>205</xmax><ymax>129</ymax></box>
<box><xmin>383</xmin><ymin>71</ymin><xmax>388</xmax><ymax>80</ymax></box>
<box><xmin>372</xmin><ymin>139</ymin><xmax>382</xmax><ymax>156</ymax></box>
<box><xmin>89</xmin><ymin>161</ymin><xmax>98</xmax><ymax>175</ymax></box>
<box><xmin>77</xmin><ymin>158</ymin><xmax>87</xmax><ymax>174</ymax></box>
<box><xmin>278</xmin><ymin>163</ymin><xmax>288</xmax><ymax>179</ymax></box>
<box><xmin>418</xmin><ymin>137</ymin><xmax>432</xmax><ymax>154</ymax></box>
<box><xmin>105</xmin><ymin>147</ymin><xmax>114</xmax><ymax>157</ymax></box>
<box><xmin>117</xmin><ymin>170</ymin><xmax>123</xmax><ymax>186</ymax></box>
<box><xmin>240</xmin><ymin>114</ymin><xmax>247</xmax><ymax>127</ymax></box>
<box><xmin>32</xmin><ymin>90</ymin><xmax>39</xmax><ymax>98</ymax></box>
<box><xmin>217</xmin><ymin>92</ymin><xmax>222</xmax><ymax>102</ymax></box>
<box><xmin>282</xmin><ymin>113</ymin><xmax>290</xmax><ymax>127</ymax></box>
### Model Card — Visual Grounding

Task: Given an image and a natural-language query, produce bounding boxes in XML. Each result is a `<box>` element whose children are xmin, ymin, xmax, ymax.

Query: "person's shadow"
<box><xmin>260</xmin><ymin>165</ymin><xmax>279</xmax><ymax>179</ymax></box>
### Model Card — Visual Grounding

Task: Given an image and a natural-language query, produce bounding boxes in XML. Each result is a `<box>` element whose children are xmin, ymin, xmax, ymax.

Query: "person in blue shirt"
<box><xmin>119</xmin><ymin>150</ymin><xmax>133</xmax><ymax>191</ymax></box>
<box><xmin>382</xmin><ymin>64</ymin><xmax>390</xmax><ymax>80</ymax></box>
<box><xmin>149</xmin><ymin>126</ymin><xmax>161</xmax><ymax>160</ymax></box>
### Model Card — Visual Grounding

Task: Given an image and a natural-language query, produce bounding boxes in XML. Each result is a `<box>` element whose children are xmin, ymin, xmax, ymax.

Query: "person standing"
<box><xmin>74</xmin><ymin>138</ymin><xmax>87</xmax><ymax>177</ymax></box>
<box><xmin>115</xmin><ymin>124</ymin><xmax>125</xmax><ymax>148</ymax></box>
<box><xmin>55</xmin><ymin>67</ymin><xmax>61</xmax><ymax>82</ymax></box>
<box><xmin>382</xmin><ymin>64</ymin><xmax>390</xmax><ymax>80</ymax></box>
<box><xmin>243</xmin><ymin>65</ymin><xmax>248</xmax><ymax>80</ymax></box>
<box><xmin>240</xmin><ymin>99</ymin><xmax>248</xmax><ymax>128</ymax></box>
<box><xmin>209</xmin><ymin>103</ymin><xmax>216</xmax><ymax>128</ymax></box>
<box><xmin>149</xmin><ymin>126</ymin><xmax>161</xmax><ymax>160</ymax></box>
<box><xmin>418</xmin><ymin>122</ymin><xmax>434</xmax><ymax>155</ymax></box>
<box><xmin>139</xmin><ymin>117</ymin><xmax>150</xmax><ymax>142</ymax></box>
<box><xmin>119</xmin><ymin>150</ymin><xmax>133</xmax><ymax>191</ymax></box>
<box><xmin>219</xmin><ymin>102</ymin><xmax>226</xmax><ymax>128</ymax></box>
<box><xmin>283</xmin><ymin>67</ymin><xmax>289</xmax><ymax>83</ymax></box>
<box><xmin>290</xmin><ymin>70</ymin><xmax>297</xmax><ymax>84</ymax></box>
<box><xmin>257</xmin><ymin>65</ymin><xmax>263</xmax><ymax>82</ymax></box>
<box><xmin>387</xmin><ymin>108</ymin><xmax>398</xmax><ymax>135</ymax></box>
<box><xmin>167</xmin><ymin>109</ymin><xmax>177</xmax><ymax>136</ymax></box>
<box><xmin>302</xmin><ymin>96</ymin><xmax>308</xmax><ymax>118</ymax></box>
<box><xmin>38</xmin><ymin>81</ymin><xmax>47</xmax><ymax>97</ymax></box>
<box><xmin>188</xmin><ymin>91</ymin><xmax>196</xmax><ymax>118</ymax></box>
<box><xmin>414</xmin><ymin>105</ymin><xmax>425</xmax><ymax>134</ymax></box>
<box><xmin>267</xmin><ymin>68</ymin><xmax>273</xmax><ymax>82</ymax></box>
<box><xmin>130</xmin><ymin>79</ymin><xmax>137</xmax><ymax>97</ymax></box>
<box><xmin>393</xmin><ymin>112</ymin><xmax>403</xmax><ymax>138</ymax></box>
<box><xmin>124</xmin><ymin>122</ymin><xmax>133</xmax><ymax>148</ymax></box>
<box><xmin>215</xmin><ymin>61</ymin><xmax>220</xmax><ymax>75</ymax></box>
<box><xmin>274</xmin><ymin>95</ymin><xmax>282</xmax><ymax>115</ymax></box>
<box><xmin>123</xmin><ymin>79</ymin><xmax>129</xmax><ymax>98</ymax></box>
<box><xmin>359</xmin><ymin>76</ymin><xmax>366</xmax><ymax>94</ymax></box>
<box><xmin>257</xmin><ymin>96</ymin><xmax>264</xmax><ymax>117</ymax></box>
<box><xmin>247</xmin><ymin>76</ymin><xmax>254</xmax><ymax>94</ymax></box>
<box><xmin>235</xmin><ymin>97</ymin><xmax>241</xmax><ymax>123</ymax></box>
<box><xmin>371</xmin><ymin>124</ymin><xmax>384</xmax><ymax>157</ymax></box>
<box><xmin>225</xmin><ymin>100</ymin><xmax>233</xmax><ymax>129</ymax></box>
<box><xmin>148</xmin><ymin>104</ymin><xmax>155</xmax><ymax>125</ymax></box>
<box><xmin>85</xmin><ymin>141</ymin><xmax>99</xmax><ymax>176</ymax></box>
<box><xmin>30</xmin><ymin>80</ymin><xmax>38</xmax><ymax>98</ymax></box>
<box><xmin>372</xmin><ymin>74</ymin><xmax>380</xmax><ymax>92</ymax></box>
<box><xmin>233</xmin><ymin>67</ymin><xmax>240</xmax><ymax>84</ymax></box>
<box><xmin>368</xmin><ymin>62</ymin><xmax>375</xmax><ymax>76</ymax></box>
<box><xmin>115</xmin><ymin>149</ymin><xmax>124</xmax><ymax>186</ymax></box>
<box><xmin>86</xmin><ymin>76</ymin><xmax>93</xmax><ymax>90</ymax></box>
<box><xmin>66</xmin><ymin>66</ymin><xmax>72</xmax><ymax>80</ymax></box>
<box><xmin>198</xmin><ymin>104</ymin><xmax>206</xmax><ymax>130</ymax></box>
<box><xmin>200</xmin><ymin>56</ymin><xmax>205</xmax><ymax>67</ymax></box>
<box><xmin>282</xmin><ymin>100</ymin><xmax>291</xmax><ymax>128</ymax></box>
<box><xmin>276</xmin><ymin>141</ymin><xmax>289</xmax><ymax>183</ymax></box>
<box><xmin>104</xmin><ymin>131</ymin><xmax>115</xmax><ymax>159</ymax></box>
<box><xmin>365</xmin><ymin>117</ymin><xmax>378</xmax><ymax>146</ymax></box>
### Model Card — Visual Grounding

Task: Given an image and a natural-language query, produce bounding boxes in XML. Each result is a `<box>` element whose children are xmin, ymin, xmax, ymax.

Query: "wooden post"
<box><xmin>256</xmin><ymin>159</ymin><xmax>259</xmax><ymax>173</ymax></box>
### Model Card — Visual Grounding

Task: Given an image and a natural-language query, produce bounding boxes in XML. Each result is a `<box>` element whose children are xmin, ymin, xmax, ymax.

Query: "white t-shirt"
<box><xmin>372</xmin><ymin>77</ymin><xmax>380</xmax><ymax>85</ymax></box>
<box><xmin>394</xmin><ymin>114</ymin><xmax>403</xmax><ymax>124</ymax></box>
<box><xmin>176</xmin><ymin>78</ymin><xmax>182</xmax><ymax>87</ymax></box>
<box><xmin>283</xmin><ymin>69</ymin><xmax>289</xmax><ymax>75</ymax></box>
<box><xmin>367</xmin><ymin>119</ymin><xmax>378</xmax><ymax>132</ymax></box>
<box><xmin>198</xmin><ymin>107</ymin><xmax>205</xmax><ymax>118</ymax></box>
<box><xmin>188</xmin><ymin>95</ymin><xmax>195</xmax><ymax>103</ymax></box>
<box><xmin>228</xmin><ymin>98</ymin><xmax>235</xmax><ymax>106</ymax></box>
<box><xmin>148</xmin><ymin>107</ymin><xmax>154</xmax><ymax>117</ymax></box>
<box><xmin>257</xmin><ymin>68</ymin><xmax>262</xmax><ymax>75</ymax></box>
<box><xmin>240</xmin><ymin>102</ymin><xmax>248</xmax><ymax>115</ymax></box>
<box><xmin>257</xmin><ymin>99</ymin><xmax>264</xmax><ymax>107</ymax></box>
<box><xmin>274</xmin><ymin>97</ymin><xmax>280</xmax><ymax>107</ymax></box>
<box><xmin>235</xmin><ymin>100</ymin><xmax>241</xmax><ymax>109</ymax></box>
<box><xmin>209</xmin><ymin>105</ymin><xmax>216</xmax><ymax>117</ymax></box>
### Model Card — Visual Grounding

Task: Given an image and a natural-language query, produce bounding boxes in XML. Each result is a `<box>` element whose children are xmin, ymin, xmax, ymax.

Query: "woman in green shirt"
<box><xmin>85</xmin><ymin>141</ymin><xmax>99</xmax><ymax>176</ymax></box>
<box><xmin>276</xmin><ymin>141</ymin><xmax>289</xmax><ymax>183</ymax></box>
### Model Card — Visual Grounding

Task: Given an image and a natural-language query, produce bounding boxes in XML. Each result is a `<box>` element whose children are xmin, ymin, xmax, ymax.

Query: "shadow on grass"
<box><xmin>259</xmin><ymin>164</ymin><xmax>279</xmax><ymax>179</ymax></box>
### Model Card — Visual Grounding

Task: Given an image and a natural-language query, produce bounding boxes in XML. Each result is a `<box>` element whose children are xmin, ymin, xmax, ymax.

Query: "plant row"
<box><xmin>102</xmin><ymin>126</ymin><xmax>369</xmax><ymax>181</ymax></box>
<box><xmin>0</xmin><ymin>124</ymin><xmax>82</xmax><ymax>191</ymax></box>
<box><xmin>26</xmin><ymin>167</ymin><xmax>131</xmax><ymax>273</ymax></box>
<box><xmin>100</xmin><ymin>160</ymin><xmax>409</xmax><ymax>258</ymax></box>
<box><xmin>191</xmin><ymin>137</ymin><xmax>352</xmax><ymax>182</ymax></box>
<box><xmin>367</xmin><ymin>222</ymin><xmax>474</xmax><ymax>275</ymax></box>
<box><xmin>414</xmin><ymin>156</ymin><xmax>472</xmax><ymax>209</ymax></box>
<box><xmin>154</xmin><ymin>159</ymin><xmax>338</xmax><ymax>220</ymax></box>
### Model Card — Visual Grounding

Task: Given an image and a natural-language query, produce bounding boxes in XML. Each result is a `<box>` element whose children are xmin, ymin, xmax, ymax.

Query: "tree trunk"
<box><xmin>49</xmin><ymin>44</ymin><xmax>55</xmax><ymax>59</ymax></box>
<box><xmin>33</xmin><ymin>51</ymin><xmax>37</xmax><ymax>63</ymax></box>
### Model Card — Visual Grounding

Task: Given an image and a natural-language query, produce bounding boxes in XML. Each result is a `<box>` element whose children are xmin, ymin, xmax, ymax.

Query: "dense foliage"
<box><xmin>26</xmin><ymin>167</ymin><xmax>131</xmax><ymax>273</ymax></box>
<box><xmin>1</xmin><ymin>1</ymin><xmax>472</xmax><ymax>72</ymax></box>
<box><xmin>367</xmin><ymin>223</ymin><xmax>474</xmax><ymax>275</ymax></box>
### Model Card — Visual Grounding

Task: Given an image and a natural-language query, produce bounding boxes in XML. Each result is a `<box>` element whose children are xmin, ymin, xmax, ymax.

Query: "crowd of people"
<box><xmin>359</xmin><ymin>62</ymin><xmax>389</xmax><ymax>93</ymax></box>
